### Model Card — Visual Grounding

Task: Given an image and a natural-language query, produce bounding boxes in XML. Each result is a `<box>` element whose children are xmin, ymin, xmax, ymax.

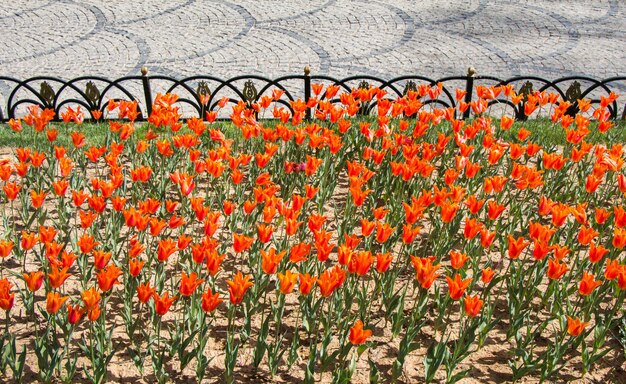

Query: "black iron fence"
<box><xmin>0</xmin><ymin>67</ymin><xmax>625</xmax><ymax>123</ymax></box>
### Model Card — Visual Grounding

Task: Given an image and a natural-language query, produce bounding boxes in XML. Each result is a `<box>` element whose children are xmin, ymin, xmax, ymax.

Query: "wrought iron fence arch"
<box><xmin>0</xmin><ymin>69</ymin><xmax>624</xmax><ymax>123</ymax></box>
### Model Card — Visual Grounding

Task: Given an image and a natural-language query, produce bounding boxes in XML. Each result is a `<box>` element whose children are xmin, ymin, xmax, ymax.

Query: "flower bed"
<box><xmin>0</xmin><ymin>85</ymin><xmax>625</xmax><ymax>383</ymax></box>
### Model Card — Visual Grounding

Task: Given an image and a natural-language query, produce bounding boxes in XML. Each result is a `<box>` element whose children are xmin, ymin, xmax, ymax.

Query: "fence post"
<box><xmin>463</xmin><ymin>66</ymin><xmax>476</xmax><ymax>120</ymax></box>
<box><xmin>304</xmin><ymin>65</ymin><xmax>311</xmax><ymax>121</ymax></box>
<box><xmin>141</xmin><ymin>66</ymin><xmax>153</xmax><ymax>119</ymax></box>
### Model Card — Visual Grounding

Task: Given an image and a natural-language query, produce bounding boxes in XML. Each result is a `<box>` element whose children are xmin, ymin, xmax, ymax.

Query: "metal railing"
<box><xmin>0</xmin><ymin>67</ymin><xmax>624</xmax><ymax>122</ymax></box>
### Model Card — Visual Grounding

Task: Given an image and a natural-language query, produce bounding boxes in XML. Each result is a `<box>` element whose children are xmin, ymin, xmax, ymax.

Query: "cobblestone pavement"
<box><xmin>1</xmin><ymin>0</ymin><xmax>625</xmax><ymax>80</ymax></box>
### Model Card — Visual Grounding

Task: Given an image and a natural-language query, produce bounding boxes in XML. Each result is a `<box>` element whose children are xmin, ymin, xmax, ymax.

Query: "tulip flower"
<box><xmin>201</xmin><ymin>288</ymin><xmax>222</xmax><ymax>312</ymax></box>
<box><xmin>411</xmin><ymin>256</ymin><xmax>440</xmax><ymax>289</ymax></box>
<box><xmin>48</xmin><ymin>265</ymin><xmax>71</xmax><ymax>289</ymax></box>
<box><xmin>137</xmin><ymin>282</ymin><xmax>156</xmax><ymax>304</ymax></box>
<box><xmin>579</xmin><ymin>272</ymin><xmax>602</xmax><ymax>296</ymax></box>
<box><xmin>261</xmin><ymin>248</ymin><xmax>286</xmax><ymax>275</ymax></box>
<box><xmin>446</xmin><ymin>274</ymin><xmax>472</xmax><ymax>300</ymax></box>
<box><xmin>299</xmin><ymin>273</ymin><xmax>317</xmax><ymax>296</ymax></box>
<box><xmin>154</xmin><ymin>292</ymin><xmax>177</xmax><ymax>316</ymax></box>
<box><xmin>0</xmin><ymin>240</ymin><xmax>14</xmax><ymax>258</ymax></box>
<box><xmin>23</xmin><ymin>271</ymin><xmax>44</xmax><ymax>292</ymax></box>
<box><xmin>67</xmin><ymin>304</ymin><xmax>84</xmax><ymax>325</ymax></box>
<box><xmin>179</xmin><ymin>272</ymin><xmax>204</xmax><ymax>297</ymax></box>
<box><xmin>349</xmin><ymin>320</ymin><xmax>372</xmax><ymax>345</ymax></box>
<box><xmin>129</xmin><ymin>258</ymin><xmax>145</xmax><ymax>277</ymax></box>
<box><xmin>464</xmin><ymin>295</ymin><xmax>484</xmax><ymax>318</ymax></box>
<box><xmin>277</xmin><ymin>270</ymin><xmax>298</xmax><ymax>294</ymax></box>
<box><xmin>233</xmin><ymin>233</ymin><xmax>254</xmax><ymax>253</ymax></box>
<box><xmin>566</xmin><ymin>316</ymin><xmax>589</xmax><ymax>337</ymax></box>
<box><xmin>46</xmin><ymin>292</ymin><xmax>68</xmax><ymax>315</ymax></box>
<box><xmin>96</xmin><ymin>265</ymin><xmax>122</xmax><ymax>292</ymax></box>
<box><xmin>450</xmin><ymin>251</ymin><xmax>470</xmax><ymax>270</ymax></box>
<box><xmin>547</xmin><ymin>258</ymin><xmax>569</xmax><ymax>280</ymax></box>
<box><xmin>226</xmin><ymin>271</ymin><xmax>253</xmax><ymax>305</ymax></box>
<box><xmin>508</xmin><ymin>235</ymin><xmax>529</xmax><ymax>259</ymax></box>
<box><xmin>0</xmin><ymin>279</ymin><xmax>14</xmax><ymax>312</ymax></box>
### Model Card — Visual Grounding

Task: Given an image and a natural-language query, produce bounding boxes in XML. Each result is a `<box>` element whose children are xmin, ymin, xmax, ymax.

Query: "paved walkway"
<box><xmin>1</xmin><ymin>0</ymin><xmax>625</xmax><ymax>80</ymax></box>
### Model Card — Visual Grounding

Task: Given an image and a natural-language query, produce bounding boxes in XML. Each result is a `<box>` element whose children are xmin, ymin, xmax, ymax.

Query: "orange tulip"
<box><xmin>618</xmin><ymin>268</ymin><xmax>626</xmax><ymax>290</ymax></box>
<box><xmin>96</xmin><ymin>265</ymin><xmax>122</xmax><ymax>292</ymax></box>
<box><xmin>410</xmin><ymin>256</ymin><xmax>440</xmax><ymax>289</ymax></box>
<box><xmin>0</xmin><ymin>240</ymin><xmax>14</xmax><ymax>258</ymax></box>
<box><xmin>487</xmin><ymin>200</ymin><xmax>506</xmax><ymax>220</ymax></box>
<box><xmin>595</xmin><ymin>208</ymin><xmax>610</xmax><ymax>224</ymax></box>
<box><xmin>375</xmin><ymin>252</ymin><xmax>393</xmax><ymax>273</ymax></box>
<box><xmin>588</xmin><ymin>243</ymin><xmax>609</xmax><ymax>263</ymax></box>
<box><xmin>308</xmin><ymin>214</ymin><xmax>326</xmax><ymax>232</ymax></box>
<box><xmin>46</xmin><ymin>292</ymin><xmax>68</xmax><ymax>315</ymax></box>
<box><xmin>257</xmin><ymin>224</ymin><xmax>274</xmax><ymax>244</ymax></box>
<box><xmin>48</xmin><ymin>265</ymin><xmax>71</xmax><ymax>289</ymax></box>
<box><xmin>317</xmin><ymin>266</ymin><xmax>346</xmax><ymax>297</ymax></box>
<box><xmin>547</xmin><ymin>258</ymin><xmax>569</xmax><ymax>280</ymax></box>
<box><xmin>81</xmin><ymin>287</ymin><xmax>101</xmax><ymax>321</ymax></box>
<box><xmin>206</xmin><ymin>250</ymin><xmax>226</xmax><ymax>276</ymax></box>
<box><xmin>613</xmin><ymin>228</ymin><xmax>626</xmax><ymax>248</ymax></box>
<box><xmin>579</xmin><ymin>272</ymin><xmax>602</xmax><ymax>296</ymax></box>
<box><xmin>464</xmin><ymin>195</ymin><xmax>485</xmax><ymax>215</ymax></box>
<box><xmin>479</xmin><ymin>228</ymin><xmax>495</xmax><ymax>248</ymax></box>
<box><xmin>401</xmin><ymin>223</ymin><xmax>421</xmax><ymax>244</ymax></box>
<box><xmin>464</xmin><ymin>295</ymin><xmax>483</xmax><ymax>318</ymax></box>
<box><xmin>289</xmin><ymin>242</ymin><xmax>310</xmax><ymax>263</ymax></box>
<box><xmin>299</xmin><ymin>273</ymin><xmax>317</xmax><ymax>295</ymax></box>
<box><xmin>233</xmin><ymin>233</ymin><xmax>254</xmax><ymax>253</ymax></box>
<box><xmin>52</xmin><ymin>179</ymin><xmax>68</xmax><ymax>196</ymax></box>
<box><xmin>67</xmin><ymin>304</ymin><xmax>84</xmax><ymax>325</ymax></box>
<box><xmin>603</xmin><ymin>259</ymin><xmax>621</xmax><ymax>281</ymax></box>
<box><xmin>261</xmin><ymin>248</ymin><xmax>286</xmax><ymax>275</ymax></box>
<box><xmin>484</xmin><ymin>176</ymin><xmax>507</xmax><ymax>194</ymax></box>
<box><xmin>481</xmin><ymin>267</ymin><xmax>495</xmax><ymax>285</ymax></box>
<box><xmin>550</xmin><ymin>203</ymin><xmax>570</xmax><ymax>227</ymax></box>
<box><xmin>450</xmin><ymin>250</ymin><xmax>470</xmax><ymax>270</ymax></box>
<box><xmin>361</xmin><ymin>219</ymin><xmax>376</xmax><ymax>237</ymax></box>
<box><xmin>201</xmin><ymin>288</ymin><xmax>222</xmax><ymax>312</ymax></box>
<box><xmin>0</xmin><ymin>279</ymin><xmax>15</xmax><ymax>311</ymax></box>
<box><xmin>463</xmin><ymin>218</ymin><xmax>482</xmax><ymax>240</ymax></box>
<box><xmin>137</xmin><ymin>282</ymin><xmax>156</xmax><ymax>304</ymax></box>
<box><xmin>154</xmin><ymin>292</ymin><xmax>177</xmax><ymax>316</ymax></box>
<box><xmin>566</xmin><ymin>316</ymin><xmax>589</xmax><ymax>337</ymax></box>
<box><xmin>126</xmin><ymin>256</ymin><xmax>143</xmax><ymax>276</ymax></box>
<box><xmin>157</xmin><ymin>238</ymin><xmax>178</xmax><ymax>262</ymax></box>
<box><xmin>77</xmin><ymin>234</ymin><xmax>99</xmax><ymax>254</ymax></box>
<box><xmin>446</xmin><ymin>274</ymin><xmax>472</xmax><ymax>300</ymax></box>
<box><xmin>349</xmin><ymin>251</ymin><xmax>375</xmax><ymax>276</ymax></box>
<box><xmin>440</xmin><ymin>201</ymin><xmax>459</xmax><ymax>223</ymax></box>
<box><xmin>375</xmin><ymin>222</ymin><xmax>395</xmax><ymax>243</ymax></box>
<box><xmin>349</xmin><ymin>320</ymin><xmax>372</xmax><ymax>345</ymax></box>
<box><xmin>577</xmin><ymin>226</ymin><xmax>598</xmax><ymax>246</ymax></box>
<box><xmin>3</xmin><ymin>182</ymin><xmax>21</xmax><ymax>200</ymax></box>
<box><xmin>532</xmin><ymin>240</ymin><xmax>550</xmax><ymax>261</ymax></box>
<box><xmin>23</xmin><ymin>271</ymin><xmax>44</xmax><ymax>292</ymax></box>
<box><xmin>30</xmin><ymin>190</ymin><xmax>47</xmax><ymax>209</ymax></box>
<box><xmin>226</xmin><ymin>271</ymin><xmax>253</xmax><ymax>305</ymax></box>
<box><xmin>179</xmin><ymin>272</ymin><xmax>204</xmax><ymax>297</ymax></box>
<box><xmin>93</xmin><ymin>249</ymin><xmax>112</xmax><ymax>270</ymax></box>
<box><xmin>277</xmin><ymin>270</ymin><xmax>298</xmax><ymax>294</ymax></box>
<box><xmin>508</xmin><ymin>235</ymin><xmax>529</xmax><ymax>259</ymax></box>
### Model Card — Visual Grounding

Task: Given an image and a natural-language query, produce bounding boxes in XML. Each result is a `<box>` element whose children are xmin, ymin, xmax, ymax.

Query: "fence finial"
<box><xmin>304</xmin><ymin>66</ymin><xmax>311</xmax><ymax>76</ymax></box>
<box><xmin>141</xmin><ymin>66</ymin><xmax>149</xmax><ymax>76</ymax></box>
<box><xmin>467</xmin><ymin>67</ymin><xmax>476</xmax><ymax>77</ymax></box>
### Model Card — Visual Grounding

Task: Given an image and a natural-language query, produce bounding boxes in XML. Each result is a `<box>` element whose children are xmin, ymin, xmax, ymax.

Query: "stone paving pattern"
<box><xmin>1</xmin><ymin>0</ymin><xmax>625</xmax><ymax>80</ymax></box>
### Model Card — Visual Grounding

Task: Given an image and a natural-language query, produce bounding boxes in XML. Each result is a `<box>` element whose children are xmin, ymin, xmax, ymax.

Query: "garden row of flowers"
<box><xmin>0</xmin><ymin>83</ymin><xmax>624</xmax><ymax>383</ymax></box>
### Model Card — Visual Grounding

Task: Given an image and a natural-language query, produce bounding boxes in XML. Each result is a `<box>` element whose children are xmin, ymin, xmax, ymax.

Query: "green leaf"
<box><xmin>368</xmin><ymin>358</ymin><xmax>379</xmax><ymax>384</ymax></box>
